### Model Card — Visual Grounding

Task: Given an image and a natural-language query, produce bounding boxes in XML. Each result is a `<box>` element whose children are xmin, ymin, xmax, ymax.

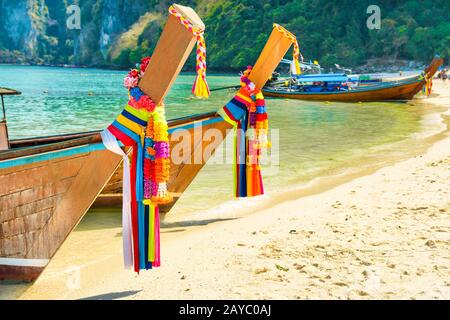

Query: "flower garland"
<box><xmin>168</xmin><ymin>5</ymin><xmax>210</xmax><ymax>98</ymax></box>
<box><xmin>124</xmin><ymin>58</ymin><xmax>172</xmax><ymax>205</ymax></box>
<box><xmin>218</xmin><ymin>66</ymin><xmax>269</xmax><ymax>197</ymax></box>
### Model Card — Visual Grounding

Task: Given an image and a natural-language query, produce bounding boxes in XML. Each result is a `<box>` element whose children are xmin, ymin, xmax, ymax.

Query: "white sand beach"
<box><xmin>3</xmin><ymin>81</ymin><xmax>449</xmax><ymax>300</ymax></box>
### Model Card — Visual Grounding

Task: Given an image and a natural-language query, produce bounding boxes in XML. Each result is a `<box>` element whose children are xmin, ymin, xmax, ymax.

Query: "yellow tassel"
<box><xmin>192</xmin><ymin>75</ymin><xmax>210</xmax><ymax>98</ymax></box>
<box><xmin>294</xmin><ymin>58</ymin><xmax>301</xmax><ymax>75</ymax></box>
<box><xmin>169</xmin><ymin>5</ymin><xmax>210</xmax><ymax>99</ymax></box>
<box><xmin>191</xmin><ymin>35</ymin><xmax>210</xmax><ymax>99</ymax></box>
<box><xmin>292</xmin><ymin>35</ymin><xmax>302</xmax><ymax>75</ymax></box>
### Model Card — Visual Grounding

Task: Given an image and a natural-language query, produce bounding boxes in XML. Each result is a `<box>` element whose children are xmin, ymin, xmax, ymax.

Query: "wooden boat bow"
<box><xmin>0</xmin><ymin>19</ymin><xmax>296</xmax><ymax>281</ymax></box>
<box><xmin>0</xmin><ymin>4</ymin><xmax>207</xmax><ymax>282</ymax></box>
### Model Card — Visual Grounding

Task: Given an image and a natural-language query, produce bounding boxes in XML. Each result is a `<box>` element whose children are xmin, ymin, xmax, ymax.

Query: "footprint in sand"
<box><xmin>357</xmin><ymin>290</ymin><xmax>370</xmax><ymax>296</ymax></box>
<box><xmin>331</xmin><ymin>201</ymin><xmax>343</xmax><ymax>208</ymax></box>
<box><xmin>254</xmin><ymin>267</ymin><xmax>269</xmax><ymax>275</ymax></box>
<box><xmin>425</xmin><ymin>239</ymin><xmax>437</xmax><ymax>248</ymax></box>
<box><xmin>333</xmin><ymin>282</ymin><xmax>348</xmax><ymax>287</ymax></box>
<box><xmin>293</xmin><ymin>263</ymin><xmax>306</xmax><ymax>273</ymax></box>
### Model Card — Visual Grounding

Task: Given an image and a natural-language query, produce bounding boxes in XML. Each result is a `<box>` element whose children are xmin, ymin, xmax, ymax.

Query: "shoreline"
<box><xmin>0</xmin><ymin>62</ymin><xmax>242</xmax><ymax>74</ymax></box>
<box><xmin>0</xmin><ymin>62</ymin><xmax>427</xmax><ymax>76</ymax></box>
<box><xmin>164</xmin><ymin>92</ymin><xmax>450</xmax><ymax>226</ymax></box>
<box><xmin>1</xmin><ymin>81</ymin><xmax>449</xmax><ymax>300</ymax></box>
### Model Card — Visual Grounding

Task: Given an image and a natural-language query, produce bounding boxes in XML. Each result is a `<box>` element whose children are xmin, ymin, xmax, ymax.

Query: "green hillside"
<box><xmin>0</xmin><ymin>0</ymin><xmax>448</xmax><ymax>70</ymax></box>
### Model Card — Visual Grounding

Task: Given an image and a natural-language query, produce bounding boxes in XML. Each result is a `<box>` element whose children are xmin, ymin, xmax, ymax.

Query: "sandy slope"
<box><xmin>11</xmin><ymin>81</ymin><xmax>450</xmax><ymax>300</ymax></box>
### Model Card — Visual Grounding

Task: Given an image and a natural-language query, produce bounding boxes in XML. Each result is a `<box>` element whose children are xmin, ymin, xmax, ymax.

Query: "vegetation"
<box><xmin>0</xmin><ymin>0</ymin><xmax>448</xmax><ymax>70</ymax></box>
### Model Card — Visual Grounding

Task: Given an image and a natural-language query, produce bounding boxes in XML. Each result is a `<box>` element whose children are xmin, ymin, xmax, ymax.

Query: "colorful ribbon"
<box><xmin>218</xmin><ymin>67</ymin><xmax>269</xmax><ymax>197</ymax></box>
<box><xmin>100</xmin><ymin>129</ymin><xmax>134</xmax><ymax>269</ymax></box>
<box><xmin>424</xmin><ymin>74</ymin><xmax>433</xmax><ymax>96</ymax></box>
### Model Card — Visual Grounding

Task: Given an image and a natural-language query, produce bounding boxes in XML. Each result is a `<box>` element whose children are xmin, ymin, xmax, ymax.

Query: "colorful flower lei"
<box><xmin>125</xmin><ymin>56</ymin><xmax>172</xmax><ymax>205</ymax></box>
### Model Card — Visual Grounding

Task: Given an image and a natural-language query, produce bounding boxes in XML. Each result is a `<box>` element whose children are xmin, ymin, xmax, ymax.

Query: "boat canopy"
<box><xmin>280</xmin><ymin>59</ymin><xmax>322</xmax><ymax>74</ymax></box>
<box><xmin>0</xmin><ymin>87</ymin><xmax>21</xmax><ymax>96</ymax></box>
<box><xmin>347</xmin><ymin>75</ymin><xmax>360</xmax><ymax>82</ymax></box>
<box><xmin>1</xmin><ymin>87</ymin><xmax>21</xmax><ymax>120</ymax></box>
<box><xmin>295</xmin><ymin>73</ymin><xmax>348</xmax><ymax>83</ymax></box>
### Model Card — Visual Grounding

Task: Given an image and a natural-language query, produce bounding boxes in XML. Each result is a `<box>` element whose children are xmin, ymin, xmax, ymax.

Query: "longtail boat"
<box><xmin>0</xmin><ymin>6</ymin><xmax>295</xmax><ymax>281</ymax></box>
<box><xmin>263</xmin><ymin>57</ymin><xmax>443</xmax><ymax>102</ymax></box>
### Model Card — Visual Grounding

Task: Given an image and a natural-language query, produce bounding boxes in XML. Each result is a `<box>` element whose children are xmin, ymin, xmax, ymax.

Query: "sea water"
<box><xmin>0</xmin><ymin>65</ymin><xmax>441</xmax><ymax>223</ymax></box>
<box><xmin>1</xmin><ymin>65</ymin><xmax>448</xmax><ymax>299</ymax></box>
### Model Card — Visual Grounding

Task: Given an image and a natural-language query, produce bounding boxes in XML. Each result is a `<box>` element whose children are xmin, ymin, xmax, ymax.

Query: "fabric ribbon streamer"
<box><xmin>424</xmin><ymin>74</ymin><xmax>433</xmax><ymax>96</ymax></box>
<box><xmin>419</xmin><ymin>72</ymin><xmax>433</xmax><ymax>96</ymax></box>
<box><xmin>102</xmin><ymin>55</ymin><xmax>170</xmax><ymax>273</ymax></box>
<box><xmin>100</xmin><ymin>129</ymin><xmax>133</xmax><ymax>269</ymax></box>
<box><xmin>218</xmin><ymin>66</ymin><xmax>269</xmax><ymax>197</ymax></box>
<box><xmin>169</xmin><ymin>5</ymin><xmax>210</xmax><ymax>98</ymax></box>
<box><xmin>273</xmin><ymin>23</ymin><xmax>303</xmax><ymax>75</ymax></box>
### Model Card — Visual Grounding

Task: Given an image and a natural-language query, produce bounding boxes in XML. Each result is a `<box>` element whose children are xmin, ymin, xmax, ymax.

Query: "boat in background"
<box><xmin>0</xmin><ymin>5</ymin><xmax>295</xmax><ymax>282</ymax></box>
<box><xmin>263</xmin><ymin>57</ymin><xmax>443</xmax><ymax>102</ymax></box>
<box><xmin>266</xmin><ymin>58</ymin><xmax>425</xmax><ymax>91</ymax></box>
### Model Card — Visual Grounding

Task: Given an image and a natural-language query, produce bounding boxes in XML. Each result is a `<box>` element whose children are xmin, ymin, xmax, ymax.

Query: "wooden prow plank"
<box><xmin>424</xmin><ymin>57</ymin><xmax>444</xmax><ymax>79</ymax></box>
<box><xmin>250</xmin><ymin>25</ymin><xmax>295</xmax><ymax>89</ymax></box>
<box><xmin>139</xmin><ymin>4</ymin><xmax>204</xmax><ymax>104</ymax></box>
<box><xmin>161</xmin><ymin>24</ymin><xmax>295</xmax><ymax>213</ymax></box>
<box><xmin>171</xmin><ymin>4</ymin><xmax>205</xmax><ymax>29</ymax></box>
<box><xmin>24</xmin><ymin>5</ymin><xmax>204</xmax><ymax>262</ymax></box>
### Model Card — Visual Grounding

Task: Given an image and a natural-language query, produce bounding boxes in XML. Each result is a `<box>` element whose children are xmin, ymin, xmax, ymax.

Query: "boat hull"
<box><xmin>0</xmin><ymin>20</ymin><xmax>294</xmax><ymax>282</ymax></box>
<box><xmin>263</xmin><ymin>78</ymin><xmax>425</xmax><ymax>102</ymax></box>
<box><xmin>0</xmin><ymin>113</ymin><xmax>230</xmax><ymax>282</ymax></box>
<box><xmin>0</xmin><ymin>143</ymin><xmax>122</xmax><ymax>282</ymax></box>
<box><xmin>0</xmin><ymin>263</ymin><xmax>45</xmax><ymax>282</ymax></box>
<box><xmin>263</xmin><ymin>57</ymin><xmax>444</xmax><ymax>102</ymax></box>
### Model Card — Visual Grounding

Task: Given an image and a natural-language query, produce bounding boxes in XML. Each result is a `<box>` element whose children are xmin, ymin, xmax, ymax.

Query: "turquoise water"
<box><xmin>0</xmin><ymin>65</ymin><xmax>237</xmax><ymax>138</ymax></box>
<box><xmin>0</xmin><ymin>65</ymin><xmax>431</xmax><ymax>220</ymax></box>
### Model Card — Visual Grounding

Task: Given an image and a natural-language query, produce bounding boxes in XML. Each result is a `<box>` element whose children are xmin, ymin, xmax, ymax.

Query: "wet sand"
<box><xmin>2</xmin><ymin>81</ymin><xmax>449</xmax><ymax>300</ymax></box>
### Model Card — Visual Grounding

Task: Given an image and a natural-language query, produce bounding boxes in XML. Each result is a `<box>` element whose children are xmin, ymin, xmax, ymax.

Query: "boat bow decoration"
<box><xmin>101</xmin><ymin>5</ymin><xmax>209</xmax><ymax>273</ymax></box>
<box><xmin>219</xmin><ymin>66</ymin><xmax>269</xmax><ymax>197</ymax></box>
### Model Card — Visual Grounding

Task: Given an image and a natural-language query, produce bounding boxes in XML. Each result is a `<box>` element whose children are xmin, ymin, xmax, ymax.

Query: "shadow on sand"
<box><xmin>79</xmin><ymin>290</ymin><xmax>142</xmax><ymax>300</ymax></box>
<box><xmin>161</xmin><ymin>218</ymin><xmax>236</xmax><ymax>228</ymax></box>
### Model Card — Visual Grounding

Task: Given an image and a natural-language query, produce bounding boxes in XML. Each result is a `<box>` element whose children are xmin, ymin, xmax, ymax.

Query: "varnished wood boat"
<box><xmin>262</xmin><ymin>57</ymin><xmax>443</xmax><ymax>102</ymax></box>
<box><xmin>0</xmin><ymin>6</ymin><xmax>295</xmax><ymax>281</ymax></box>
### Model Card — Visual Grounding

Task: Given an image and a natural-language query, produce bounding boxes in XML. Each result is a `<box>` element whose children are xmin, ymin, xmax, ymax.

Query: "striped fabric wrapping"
<box><xmin>218</xmin><ymin>81</ymin><xmax>269</xmax><ymax>198</ymax></box>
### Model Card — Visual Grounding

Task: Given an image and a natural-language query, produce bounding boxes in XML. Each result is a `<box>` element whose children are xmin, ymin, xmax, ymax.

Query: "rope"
<box><xmin>168</xmin><ymin>5</ymin><xmax>210</xmax><ymax>98</ymax></box>
<box><xmin>273</xmin><ymin>23</ymin><xmax>303</xmax><ymax>74</ymax></box>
